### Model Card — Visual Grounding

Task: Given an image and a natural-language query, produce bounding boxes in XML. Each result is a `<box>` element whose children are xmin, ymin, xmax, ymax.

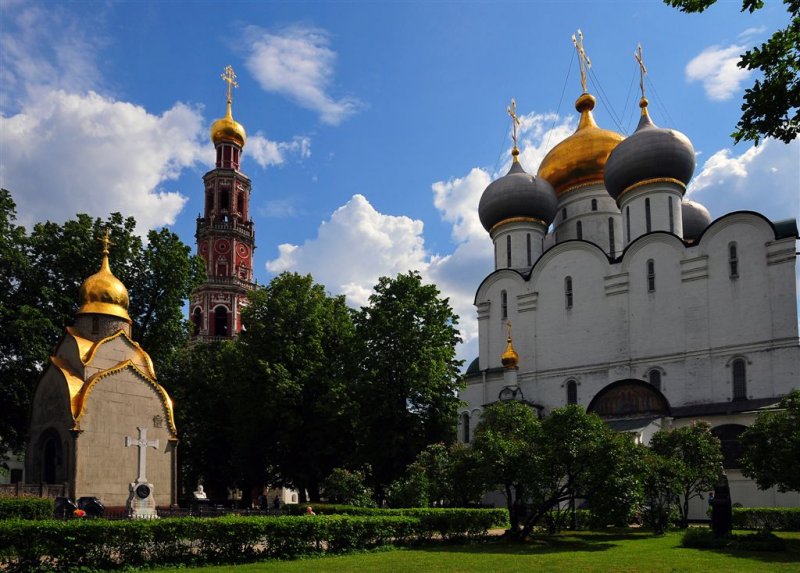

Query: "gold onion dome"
<box><xmin>537</xmin><ymin>93</ymin><xmax>624</xmax><ymax>196</ymax></box>
<box><xmin>210</xmin><ymin>100</ymin><xmax>246</xmax><ymax>148</ymax></box>
<box><xmin>501</xmin><ymin>326</ymin><xmax>519</xmax><ymax>369</ymax></box>
<box><xmin>77</xmin><ymin>238</ymin><xmax>131</xmax><ymax>323</ymax></box>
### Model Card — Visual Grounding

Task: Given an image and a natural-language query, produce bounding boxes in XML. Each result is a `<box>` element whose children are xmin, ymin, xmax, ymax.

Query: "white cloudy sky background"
<box><xmin>1</xmin><ymin>1</ymin><xmax>798</xmax><ymax>364</ymax></box>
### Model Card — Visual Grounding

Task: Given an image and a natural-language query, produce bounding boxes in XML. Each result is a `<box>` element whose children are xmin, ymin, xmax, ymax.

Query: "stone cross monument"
<box><xmin>125</xmin><ymin>427</ymin><xmax>159</xmax><ymax>519</ymax></box>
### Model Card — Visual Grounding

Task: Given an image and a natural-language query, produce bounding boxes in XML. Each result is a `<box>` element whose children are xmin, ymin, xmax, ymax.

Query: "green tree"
<box><xmin>238</xmin><ymin>272</ymin><xmax>358</xmax><ymax>503</ymax></box>
<box><xmin>740</xmin><ymin>389</ymin><xmax>800</xmax><ymax>492</ymax></box>
<box><xmin>353</xmin><ymin>271</ymin><xmax>463</xmax><ymax>499</ymax></box>
<box><xmin>641</xmin><ymin>452</ymin><xmax>682</xmax><ymax>534</ymax></box>
<box><xmin>665</xmin><ymin>0</ymin><xmax>799</xmax><ymax>143</ymax></box>
<box><xmin>649</xmin><ymin>422</ymin><xmax>723</xmax><ymax>528</ymax></box>
<box><xmin>321</xmin><ymin>467</ymin><xmax>376</xmax><ymax>507</ymax></box>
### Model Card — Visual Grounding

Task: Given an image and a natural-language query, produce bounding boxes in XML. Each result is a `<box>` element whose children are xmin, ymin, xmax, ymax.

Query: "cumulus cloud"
<box><xmin>248</xmin><ymin>134</ymin><xmax>311</xmax><ymax>168</ymax></box>
<box><xmin>0</xmin><ymin>90</ymin><xmax>207</xmax><ymax>230</ymax></box>
<box><xmin>244</xmin><ymin>25</ymin><xmax>361</xmax><ymax>125</ymax></box>
<box><xmin>686</xmin><ymin>43</ymin><xmax>751</xmax><ymax>101</ymax></box>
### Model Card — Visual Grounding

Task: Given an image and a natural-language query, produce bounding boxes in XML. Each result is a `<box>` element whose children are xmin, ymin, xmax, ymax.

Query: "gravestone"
<box><xmin>126</xmin><ymin>427</ymin><xmax>159</xmax><ymax>519</ymax></box>
<box><xmin>709</xmin><ymin>467</ymin><xmax>732</xmax><ymax>538</ymax></box>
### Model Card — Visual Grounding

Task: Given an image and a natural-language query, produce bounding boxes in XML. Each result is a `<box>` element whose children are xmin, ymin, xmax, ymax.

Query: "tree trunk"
<box><xmin>505</xmin><ymin>483</ymin><xmax>518</xmax><ymax>534</ymax></box>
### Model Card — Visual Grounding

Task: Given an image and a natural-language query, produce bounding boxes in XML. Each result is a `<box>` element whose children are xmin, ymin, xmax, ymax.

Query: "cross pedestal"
<box><xmin>125</xmin><ymin>427</ymin><xmax>159</xmax><ymax>519</ymax></box>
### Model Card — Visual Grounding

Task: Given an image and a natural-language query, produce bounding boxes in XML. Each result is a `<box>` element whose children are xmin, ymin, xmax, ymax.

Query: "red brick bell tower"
<box><xmin>190</xmin><ymin>66</ymin><xmax>255</xmax><ymax>340</ymax></box>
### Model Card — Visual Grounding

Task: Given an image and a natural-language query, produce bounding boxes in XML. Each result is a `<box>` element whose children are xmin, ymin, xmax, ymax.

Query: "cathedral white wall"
<box><xmin>492</xmin><ymin>222</ymin><xmax>546</xmax><ymax>270</ymax></box>
<box><xmin>620</xmin><ymin>184</ymin><xmax>684</xmax><ymax>245</ymax></box>
<box><xmin>552</xmin><ymin>185</ymin><xmax>622</xmax><ymax>256</ymax></box>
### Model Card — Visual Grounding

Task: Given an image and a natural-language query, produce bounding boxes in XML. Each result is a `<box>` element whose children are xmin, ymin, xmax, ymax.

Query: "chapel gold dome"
<box><xmin>210</xmin><ymin>102</ymin><xmax>246</xmax><ymax>148</ymax></box>
<box><xmin>77</xmin><ymin>251</ymin><xmax>131</xmax><ymax>323</ymax></box>
<box><xmin>537</xmin><ymin>93</ymin><xmax>624</xmax><ymax>196</ymax></box>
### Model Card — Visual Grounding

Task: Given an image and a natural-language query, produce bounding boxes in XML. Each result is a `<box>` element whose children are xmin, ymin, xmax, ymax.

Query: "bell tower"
<box><xmin>191</xmin><ymin>66</ymin><xmax>255</xmax><ymax>340</ymax></box>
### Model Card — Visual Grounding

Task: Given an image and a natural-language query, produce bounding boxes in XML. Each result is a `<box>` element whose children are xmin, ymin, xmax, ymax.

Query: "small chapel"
<box><xmin>25</xmin><ymin>233</ymin><xmax>178</xmax><ymax>510</ymax></box>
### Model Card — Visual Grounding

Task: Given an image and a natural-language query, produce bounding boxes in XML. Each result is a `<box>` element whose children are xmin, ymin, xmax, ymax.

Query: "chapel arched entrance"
<box><xmin>587</xmin><ymin>379</ymin><xmax>671</xmax><ymax>419</ymax></box>
<box><xmin>37</xmin><ymin>428</ymin><xmax>67</xmax><ymax>484</ymax></box>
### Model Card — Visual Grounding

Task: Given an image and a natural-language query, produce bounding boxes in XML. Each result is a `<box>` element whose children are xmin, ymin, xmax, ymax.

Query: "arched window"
<box><xmin>645</xmin><ymin>198</ymin><xmax>652</xmax><ymax>232</ymax></box>
<box><xmin>567</xmin><ymin>380</ymin><xmax>578</xmax><ymax>405</ymax></box>
<box><xmin>91</xmin><ymin>316</ymin><xmax>99</xmax><ymax>335</ymax></box>
<box><xmin>220</xmin><ymin>189</ymin><xmax>230</xmax><ymax>212</ymax></box>
<box><xmin>462</xmin><ymin>412</ymin><xmax>470</xmax><ymax>443</ymax></box>
<box><xmin>669</xmin><ymin>197</ymin><xmax>675</xmax><ymax>233</ymax></box>
<box><xmin>576</xmin><ymin>220</ymin><xmax>583</xmax><ymax>240</ymax></box>
<box><xmin>506</xmin><ymin>235</ymin><xmax>512</xmax><ymax>268</ymax></box>
<box><xmin>608</xmin><ymin>218</ymin><xmax>615</xmax><ymax>257</ymax></box>
<box><xmin>591</xmin><ymin>198</ymin><xmax>597</xmax><ymax>211</ymax></box>
<box><xmin>193</xmin><ymin>308</ymin><xmax>203</xmax><ymax>336</ymax></box>
<box><xmin>565</xmin><ymin>276</ymin><xmax>573</xmax><ymax>309</ymax></box>
<box><xmin>729</xmin><ymin>242</ymin><xmax>739</xmax><ymax>278</ymax></box>
<box><xmin>732</xmin><ymin>359</ymin><xmax>747</xmax><ymax>400</ymax></box>
<box><xmin>526</xmin><ymin>233</ymin><xmax>532</xmax><ymax>266</ymax></box>
<box><xmin>648</xmin><ymin>369</ymin><xmax>662</xmax><ymax>391</ymax></box>
<box><xmin>214</xmin><ymin>306</ymin><xmax>229</xmax><ymax>337</ymax></box>
<box><xmin>626</xmin><ymin>206</ymin><xmax>631</xmax><ymax>243</ymax></box>
<box><xmin>711</xmin><ymin>425</ymin><xmax>747</xmax><ymax>469</ymax></box>
<box><xmin>237</xmin><ymin>192</ymin><xmax>244</xmax><ymax>213</ymax></box>
<box><xmin>501</xmin><ymin>290</ymin><xmax>508</xmax><ymax>319</ymax></box>
<box><xmin>647</xmin><ymin>260</ymin><xmax>655</xmax><ymax>292</ymax></box>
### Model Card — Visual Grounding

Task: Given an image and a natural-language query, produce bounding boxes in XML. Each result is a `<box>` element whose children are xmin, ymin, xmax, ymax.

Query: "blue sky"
<box><xmin>1</xmin><ymin>0</ymin><xmax>798</xmax><ymax>363</ymax></box>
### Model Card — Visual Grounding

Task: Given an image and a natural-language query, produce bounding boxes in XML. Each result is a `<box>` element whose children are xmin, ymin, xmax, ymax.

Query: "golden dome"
<box><xmin>77</xmin><ymin>239</ymin><xmax>131</xmax><ymax>323</ymax></box>
<box><xmin>501</xmin><ymin>321</ymin><xmax>519</xmax><ymax>369</ymax></box>
<box><xmin>537</xmin><ymin>93</ymin><xmax>624</xmax><ymax>196</ymax></box>
<box><xmin>210</xmin><ymin>101</ymin><xmax>246</xmax><ymax>148</ymax></box>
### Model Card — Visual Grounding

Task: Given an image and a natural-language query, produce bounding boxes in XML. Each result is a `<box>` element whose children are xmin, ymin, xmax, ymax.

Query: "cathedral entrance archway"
<box><xmin>587</xmin><ymin>379</ymin><xmax>671</xmax><ymax>419</ymax></box>
<box><xmin>37</xmin><ymin>428</ymin><xmax>65</xmax><ymax>484</ymax></box>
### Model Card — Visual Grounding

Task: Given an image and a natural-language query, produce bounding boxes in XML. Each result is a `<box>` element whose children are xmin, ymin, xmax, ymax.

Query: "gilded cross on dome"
<box><xmin>634</xmin><ymin>43</ymin><xmax>648</xmax><ymax>101</ymax></box>
<box><xmin>572</xmin><ymin>29</ymin><xmax>591</xmax><ymax>93</ymax></box>
<box><xmin>221</xmin><ymin>65</ymin><xmax>239</xmax><ymax>105</ymax></box>
<box><xmin>506</xmin><ymin>98</ymin><xmax>521</xmax><ymax>152</ymax></box>
<box><xmin>98</xmin><ymin>227</ymin><xmax>114</xmax><ymax>255</ymax></box>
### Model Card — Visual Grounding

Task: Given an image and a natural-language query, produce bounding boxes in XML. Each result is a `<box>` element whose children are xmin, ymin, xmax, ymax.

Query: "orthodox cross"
<box><xmin>634</xmin><ymin>43</ymin><xmax>647</xmax><ymax>100</ymax></box>
<box><xmin>506</xmin><ymin>320</ymin><xmax>513</xmax><ymax>341</ymax></box>
<box><xmin>98</xmin><ymin>227</ymin><xmax>113</xmax><ymax>255</ymax></box>
<box><xmin>506</xmin><ymin>98</ymin><xmax>521</xmax><ymax>150</ymax></box>
<box><xmin>572</xmin><ymin>29</ymin><xmax>591</xmax><ymax>93</ymax></box>
<box><xmin>221</xmin><ymin>65</ymin><xmax>239</xmax><ymax>105</ymax></box>
<box><xmin>125</xmin><ymin>427</ymin><xmax>159</xmax><ymax>484</ymax></box>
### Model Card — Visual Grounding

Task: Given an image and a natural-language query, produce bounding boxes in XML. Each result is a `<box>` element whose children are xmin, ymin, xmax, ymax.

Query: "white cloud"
<box><xmin>0</xmin><ymin>90</ymin><xmax>207</xmax><ymax>230</ymax></box>
<box><xmin>686</xmin><ymin>44</ymin><xmax>751</xmax><ymax>101</ymax></box>
<box><xmin>248</xmin><ymin>134</ymin><xmax>311</xmax><ymax>168</ymax></box>
<box><xmin>244</xmin><ymin>25</ymin><xmax>361</xmax><ymax>125</ymax></box>
<box><xmin>738</xmin><ymin>26</ymin><xmax>765</xmax><ymax>40</ymax></box>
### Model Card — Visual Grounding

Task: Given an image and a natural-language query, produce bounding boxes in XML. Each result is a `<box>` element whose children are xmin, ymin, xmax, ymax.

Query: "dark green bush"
<box><xmin>0</xmin><ymin>497</ymin><xmax>53</xmax><ymax>520</ymax></box>
<box><xmin>681</xmin><ymin>527</ymin><xmax>786</xmax><ymax>552</ymax></box>
<box><xmin>0</xmin><ymin>510</ymin><xmax>507</xmax><ymax>571</ymax></box>
<box><xmin>732</xmin><ymin>507</ymin><xmax>800</xmax><ymax>531</ymax></box>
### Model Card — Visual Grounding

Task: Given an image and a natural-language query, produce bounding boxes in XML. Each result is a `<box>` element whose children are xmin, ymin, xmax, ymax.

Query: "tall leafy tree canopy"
<box><xmin>665</xmin><ymin>0</ymin><xmax>799</xmax><ymax>143</ymax></box>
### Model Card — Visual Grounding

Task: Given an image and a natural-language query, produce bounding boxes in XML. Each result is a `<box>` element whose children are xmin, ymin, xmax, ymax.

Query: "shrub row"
<box><xmin>732</xmin><ymin>507</ymin><xmax>800</xmax><ymax>531</ymax></box>
<box><xmin>0</xmin><ymin>497</ymin><xmax>54</xmax><ymax>520</ymax></box>
<box><xmin>681</xmin><ymin>528</ymin><xmax>787</xmax><ymax>552</ymax></box>
<box><xmin>0</xmin><ymin>510</ymin><xmax>509</xmax><ymax>572</ymax></box>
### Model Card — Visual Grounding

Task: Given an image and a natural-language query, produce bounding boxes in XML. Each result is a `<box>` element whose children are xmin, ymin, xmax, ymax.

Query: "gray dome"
<box><xmin>682</xmin><ymin>200</ymin><xmax>712</xmax><ymax>241</ymax></box>
<box><xmin>604</xmin><ymin>101</ymin><xmax>695</xmax><ymax>201</ymax></box>
<box><xmin>478</xmin><ymin>159</ymin><xmax>557</xmax><ymax>233</ymax></box>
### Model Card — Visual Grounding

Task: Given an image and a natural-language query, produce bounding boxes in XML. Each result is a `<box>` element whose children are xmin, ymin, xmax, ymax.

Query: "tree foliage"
<box><xmin>740</xmin><ymin>389</ymin><xmax>800</xmax><ymax>492</ymax></box>
<box><xmin>664</xmin><ymin>0</ymin><xmax>799</xmax><ymax>143</ymax></box>
<box><xmin>321</xmin><ymin>467</ymin><xmax>376</xmax><ymax>507</ymax></box>
<box><xmin>649</xmin><ymin>422</ymin><xmax>723</xmax><ymax>528</ymax></box>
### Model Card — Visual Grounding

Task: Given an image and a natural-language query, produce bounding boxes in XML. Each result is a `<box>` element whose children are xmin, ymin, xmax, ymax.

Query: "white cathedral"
<box><xmin>459</xmin><ymin>67</ymin><xmax>800</xmax><ymax>517</ymax></box>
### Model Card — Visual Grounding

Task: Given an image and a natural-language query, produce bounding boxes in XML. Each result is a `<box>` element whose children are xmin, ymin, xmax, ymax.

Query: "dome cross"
<box><xmin>507</xmin><ymin>98</ymin><xmax>521</xmax><ymax>155</ymax></box>
<box><xmin>98</xmin><ymin>227</ymin><xmax>114</xmax><ymax>255</ymax></box>
<box><xmin>572</xmin><ymin>29</ymin><xmax>592</xmax><ymax>94</ymax></box>
<box><xmin>221</xmin><ymin>65</ymin><xmax>239</xmax><ymax>105</ymax></box>
<box><xmin>634</xmin><ymin>43</ymin><xmax>648</xmax><ymax>102</ymax></box>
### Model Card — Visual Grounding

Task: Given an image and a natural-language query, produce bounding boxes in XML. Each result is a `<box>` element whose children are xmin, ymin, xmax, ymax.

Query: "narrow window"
<box><xmin>237</xmin><ymin>192</ymin><xmax>244</xmax><ymax>213</ymax></box>
<box><xmin>591</xmin><ymin>199</ymin><xmax>597</xmax><ymax>211</ymax></box>
<box><xmin>501</xmin><ymin>290</ymin><xmax>508</xmax><ymax>319</ymax></box>
<box><xmin>576</xmin><ymin>221</ymin><xmax>583</xmax><ymax>240</ymax></box>
<box><xmin>647</xmin><ymin>260</ymin><xmax>655</xmax><ymax>292</ymax></box>
<box><xmin>193</xmin><ymin>308</ymin><xmax>203</xmax><ymax>336</ymax></box>
<box><xmin>732</xmin><ymin>359</ymin><xmax>746</xmax><ymax>400</ymax></box>
<box><xmin>216</xmin><ymin>147</ymin><xmax>222</xmax><ymax>166</ymax></box>
<box><xmin>205</xmin><ymin>191</ymin><xmax>213</xmax><ymax>213</ymax></box>
<box><xmin>729</xmin><ymin>243</ymin><xmax>739</xmax><ymax>278</ymax></box>
<box><xmin>608</xmin><ymin>218</ymin><xmax>615</xmax><ymax>257</ymax></box>
<box><xmin>565</xmin><ymin>276</ymin><xmax>573</xmax><ymax>309</ymax></box>
<box><xmin>648</xmin><ymin>370</ymin><xmax>661</xmax><ymax>391</ymax></box>
<box><xmin>91</xmin><ymin>316</ymin><xmax>99</xmax><ymax>335</ymax></box>
<box><xmin>562</xmin><ymin>207</ymin><xmax>567</xmax><ymax>220</ymax></box>
<box><xmin>220</xmin><ymin>189</ymin><xmax>230</xmax><ymax>212</ymax></box>
<box><xmin>494</xmin><ymin>241</ymin><xmax>498</xmax><ymax>268</ymax></box>
<box><xmin>626</xmin><ymin>206</ymin><xmax>631</xmax><ymax>243</ymax></box>
<box><xmin>214</xmin><ymin>307</ymin><xmax>229</xmax><ymax>337</ymax></box>
<box><xmin>669</xmin><ymin>197</ymin><xmax>675</xmax><ymax>233</ymax></box>
<box><xmin>526</xmin><ymin>233</ymin><xmax>532</xmax><ymax>266</ymax></box>
<box><xmin>462</xmin><ymin>413</ymin><xmax>470</xmax><ymax>443</ymax></box>
<box><xmin>567</xmin><ymin>380</ymin><xmax>578</xmax><ymax>405</ymax></box>
<box><xmin>506</xmin><ymin>235</ymin><xmax>512</xmax><ymax>268</ymax></box>
<box><xmin>645</xmin><ymin>198</ymin><xmax>652</xmax><ymax>232</ymax></box>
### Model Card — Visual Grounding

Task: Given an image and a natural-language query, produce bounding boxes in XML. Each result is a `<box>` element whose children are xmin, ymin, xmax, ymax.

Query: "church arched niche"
<box><xmin>37</xmin><ymin>428</ymin><xmax>66</xmax><ymax>484</ymax></box>
<box><xmin>213</xmin><ymin>306</ymin><xmax>229</xmax><ymax>337</ymax></box>
<box><xmin>587</xmin><ymin>379</ymin><xmax>671</xmax><ymax>419</ymax></box>
<box><xmin>711</xmin><ymin>424</ymin><xmax>747</xmax><ymax>469</ymax></box>
<box><xmin>192</xmin><ymin>307</ymin><xmax>203</xmax><ymax>336</ymax></box>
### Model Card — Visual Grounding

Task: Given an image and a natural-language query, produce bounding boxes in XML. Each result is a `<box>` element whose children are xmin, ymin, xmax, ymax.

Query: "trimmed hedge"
<box><xmin>732</xmin><ymin>507</ymin><xmax>800</xmax><ymax>531</ymax></box>
<box><xmin>0</xmin><ymin>510</ymin><xmax>509</xmax><ymax>572</ymax></box>
<box><xmin>0</xmin><ymin>497</ymin><xmax>54</xmax><ymax>520</ymax></box>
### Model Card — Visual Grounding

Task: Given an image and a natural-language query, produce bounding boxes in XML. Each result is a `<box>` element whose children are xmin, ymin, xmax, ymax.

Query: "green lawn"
<box><xmin>153</xmin><ymin>530</ymin><xmax>800</xmax><ymax>573</ymax></box>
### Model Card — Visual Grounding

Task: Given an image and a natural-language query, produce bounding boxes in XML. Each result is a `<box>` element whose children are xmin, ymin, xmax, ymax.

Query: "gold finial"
<box><xmin>221</xmin><ymin>65</ymin><xmax>239</xmax><ymax>106</ymax></box>
<box><xmin>507</xmin><ymin>98</ymin><xmax>521</xmax><ymax>160</ymax></box>
<box><xmin>98</xmin><ymin>227</ymin><xmax>113</xmax><ymax>256</ymax></box>
<box><xmin>634</xmin><ymin>43</ymin><xmax>648</xmax><ymax>108</ymax></box>
<box><xmin>572</xmin><ymin>29</ymin><xmax>592</xmax><ymax>94</ymax></box>
<box><xmin>501</xmin><ymin>320</ymin><xmax>519</xmax><ymax>369</ymax></box>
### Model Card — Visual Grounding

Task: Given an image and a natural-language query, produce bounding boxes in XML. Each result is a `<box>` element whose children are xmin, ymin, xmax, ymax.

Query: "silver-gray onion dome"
<box><xmin>604</xmin><ymin>100</ymin><xmax>695</xmax><ymax>201</ymax></box>
<box><xmin>682</xmin><ymin>200</ymin><xmax>712</xmax><ymax>241</ymax></box>
<box><xmin>478</xmin><ymin>159</ymin><xmax>558</xmax><ymax>233</ymax></box>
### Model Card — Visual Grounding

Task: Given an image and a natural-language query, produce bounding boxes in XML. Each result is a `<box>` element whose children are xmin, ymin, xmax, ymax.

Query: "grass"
<box><xmin>152</xmin><ymin>529</ymin><xmax>800</xmax><ymax>573</ymax></box>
